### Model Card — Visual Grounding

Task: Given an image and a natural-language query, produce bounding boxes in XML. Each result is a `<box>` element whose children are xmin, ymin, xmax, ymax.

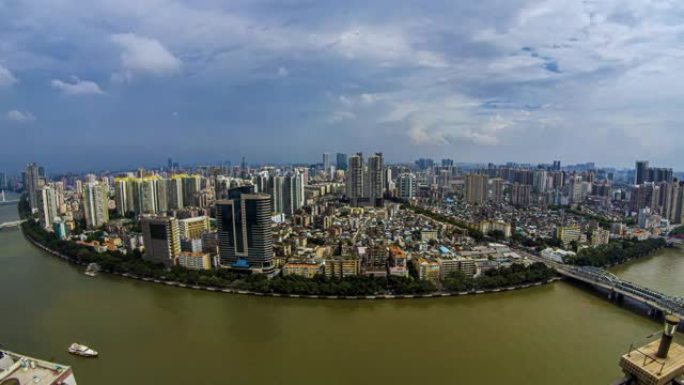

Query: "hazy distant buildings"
<box><xmin>142</xmin><ymin>216</ymin><xmax>181</xmax><ymax>266</ymax></box>
<box><xmin>635</xmin><ymin>160</ymin><xmax>673</xmax><ymax>184</ymax></box>
<box><xmin>216</xmin><ymin>186</ymin><xmax>274</xmax><ymax>272</ymax></box>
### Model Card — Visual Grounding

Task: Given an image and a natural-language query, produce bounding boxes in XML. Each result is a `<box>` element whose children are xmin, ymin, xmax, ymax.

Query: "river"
<box><xmin>0</xmin><ymin>195</ymin><xmax>682</xmax><ymax>385</ymax></box>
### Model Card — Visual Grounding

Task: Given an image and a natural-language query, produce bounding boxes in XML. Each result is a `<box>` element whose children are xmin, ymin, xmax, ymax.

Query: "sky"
<box><xmin>1</xmin><ymin>0</ymin><xmax>683</xmax><ymax>173</ymax></box>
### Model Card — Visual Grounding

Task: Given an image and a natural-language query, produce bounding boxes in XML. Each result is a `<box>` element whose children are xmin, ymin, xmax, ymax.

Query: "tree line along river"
<box><xmin>0</xmin><ymin>193</ymin><xmax>682</xmax><ymax>385</ymax></box>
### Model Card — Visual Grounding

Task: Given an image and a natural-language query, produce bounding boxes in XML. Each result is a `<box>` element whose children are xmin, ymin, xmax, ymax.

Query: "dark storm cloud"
<box><xmin>0</xmin><ymin>0</ymin><xmax>684</xmax><ymax>172</ymax></box>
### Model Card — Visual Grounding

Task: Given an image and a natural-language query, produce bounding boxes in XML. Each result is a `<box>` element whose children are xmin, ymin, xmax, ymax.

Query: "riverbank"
<box><xmin>19</xmin><ymin>221</ymin><xmax>559</xmax><ymax>300</ymax></box>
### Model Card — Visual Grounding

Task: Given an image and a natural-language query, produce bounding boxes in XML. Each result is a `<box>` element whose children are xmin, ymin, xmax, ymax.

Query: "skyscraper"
<box><xmin>216</xmin><ymin>186</ymin><xmax>274</xmax><ymax>271</ymax></box>
<box><xmin>465</xmin><ymin>173</ymin><xmax>488</xmax><ymax>204</ymax></box>
<box><xmin>511</xmin><ymin>183</ymin><xmax>532</xmax><ymax>207</ymax></box>
<box><xmin>167</xmin><ymin>176</ymin><xmax>184</xmax><ymax>210</ymax></box>
<box><xmin>25</xmin><ymin>162</ymin><xmax>41</xmax><ymax>213</ymax></box>
<box><xmin>366</xmin><ymin>152</ymin><xmax>384</xmax><ymax>203</ymax></box>
<box><xmin>322</xmin><ymin>152</ymin><xmax>331</xmax><ymax>172</ymax></box>
<box><xmin>346</xmin><ymin>153</ymin><xmax>364</xmax><ymax>204</ymax></box>
<box><xmin>635</xmin><ymin>160</ymin><xmax>649</xmax><ymax>185</ymax></box>
<box><xmin>490</xmin><ymin>178</ymin><xmax>504</xmax><ymax>203</ymax></box>
<box><xmin>38</xmin><ymin>185</ymin><xmax>59</xmax><ymax>229</ymax></box>
<box><xmin>142</xmin><ymin>216</ymin><xmax>181</xmax><ymax>266</ymax></box>
<box><xmin>182</xmin><ymin>175</ymin><xmax>202</xmax><ymax>207</ymax></box>
<box><xmin>83</xmin><ymin>183</ymin><xmax>109</xmax><ymax>229</ymax></box>
<box><xmin>336</xmin><ymin>153</ymin><xmax>348</xmax><ymax>171</ymax></box>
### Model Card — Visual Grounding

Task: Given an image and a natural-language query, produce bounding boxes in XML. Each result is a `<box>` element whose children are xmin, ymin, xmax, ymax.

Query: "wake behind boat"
<box><xmin>68</xmin><ymin>343</ymin><xmax>98</xmax><ymax>358</ymax></box>
<box><xmin>84</xmin><ymin>262</ymin><xmax>100</xmax><ymax>277</ymax></box>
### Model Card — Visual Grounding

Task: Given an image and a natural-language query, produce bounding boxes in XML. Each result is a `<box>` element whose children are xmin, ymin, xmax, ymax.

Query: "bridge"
<box><xmin>0</xmin><ymin>220</ymin><xmax>26</xmax><ymax>229</ymax></box>
<box><xmin>557</xmin><ymin>265</ymin><xmax>684</xmax><ymax>319</ymax></box>
<box><xmin>0</xmin><ymin>190</ymin><xmax>19</xmax><ymax>205</ymax></box>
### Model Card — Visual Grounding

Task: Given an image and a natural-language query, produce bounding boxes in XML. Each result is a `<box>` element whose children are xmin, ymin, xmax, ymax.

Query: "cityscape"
<box><xmin>2</xmin><ymin>1</ymin><xmax>684</xmax><ymax>385</ymax></box>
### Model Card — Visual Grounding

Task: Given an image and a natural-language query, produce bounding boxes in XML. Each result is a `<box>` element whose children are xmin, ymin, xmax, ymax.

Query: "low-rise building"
<box><xmin>591</xmin><ymin>228</ymin><xmax>610</xmax><ymax>246</ymax></box>
<box><xmin>541</xmin><ymin>247</ymin><xmax>576</xmax><ymax>263</ymax></box>
<box><xmin>556</xmin><ymin>225</ymin><xmax>581</xmax><ymax>246</ymax></box>
<box><xmin>177</xmin><ymin>252</ymin><xmax>212</xmax><ymax>270</ymax></box>
<box><xmin>282</xmin><ymin>261</ymin><xmax>323</xmax><ymax>278</ymax></box>
<box><xmin>412</xmin><ymin>257</ymin><xmax>440</xmax><ymax>282</ymax></box>
<box><xmin>324</xmin><ymin>257</ymin><xmax>360</xmax><ymax>278</ymax></box>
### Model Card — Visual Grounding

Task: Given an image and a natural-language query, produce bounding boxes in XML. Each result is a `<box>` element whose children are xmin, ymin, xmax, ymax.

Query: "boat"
<box><xmin>68</xmin><ymin>343</ymin><xmax>98</xmax><ymax>357</ymax></box>
<box><xmin>84</xmin><ymin>262</ymin><xmax>100</xmax><ymax>277</ymax></box>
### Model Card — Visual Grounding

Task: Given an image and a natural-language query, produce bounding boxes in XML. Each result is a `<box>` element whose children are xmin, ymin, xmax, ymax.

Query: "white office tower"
<box><xmin>83</xmin><ymin>182</ymin><xmax>109</xmax><ymax>229</ymax></box>
<box><xmin>397</xmin><ymin>173</ymin><xmax>417</xmax><ymax>199</ymax></box>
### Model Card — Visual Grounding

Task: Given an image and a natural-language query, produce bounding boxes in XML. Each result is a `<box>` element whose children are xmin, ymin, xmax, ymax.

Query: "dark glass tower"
<box><xmin>216</xmin><ymin>186</ymin><xmax>274</xmax><ymax>272</ymax></box>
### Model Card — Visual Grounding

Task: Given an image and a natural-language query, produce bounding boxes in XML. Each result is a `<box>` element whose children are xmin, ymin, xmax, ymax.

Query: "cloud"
<box><xmin>111</xmin><ymin>33</ymin><xmax>181</xmax><ymax>81</ymax></box>
<box><xmin>51</xmin><ymin>77</ymin><xmax>104</xmax><ymax>96</ymax></box>
<box><xmin>6</xmin><ymin>110</ymin><xmax>36</xmax><ymax>123</ymax></box>
<box><xmin>0</xmin><ymin>64</ymin><xmax>18</xmax><ymax>87</ymax></box>
<box><xmin>277</xmin><ymin>67</ymin><xmax>288</xmax><ymax>77</ymax></box>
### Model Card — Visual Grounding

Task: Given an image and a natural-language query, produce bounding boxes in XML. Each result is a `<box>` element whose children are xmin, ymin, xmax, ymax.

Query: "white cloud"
<box><xmin>277</xmin><ymin>66</ymin><xmax>288</xmax><ymax>77</ymax></box>
<box><xmin>51</xmin><ymin>77</ymin><xmax>104</xmax><ymax>96</ymax></box>
<box><xmin>111</xmin><ymin>33</ymin><xmax>181</xmax><ymax>81</ymax></box>
<box><xmin>6</xmin><ymin>110</ymin><xmax>35</xmax><ymax>123</ymax></box>
<box><xmin>0</xmin><ymin>64</ymin><xmax>18</xmax><ymax>87</ymax></box>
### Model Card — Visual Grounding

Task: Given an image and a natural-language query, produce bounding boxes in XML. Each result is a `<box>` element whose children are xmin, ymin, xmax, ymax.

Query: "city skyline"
<box><xmin>3</xmin><ymin>1</ymin><xmax>684</xmax><ymax>171</ymax></box>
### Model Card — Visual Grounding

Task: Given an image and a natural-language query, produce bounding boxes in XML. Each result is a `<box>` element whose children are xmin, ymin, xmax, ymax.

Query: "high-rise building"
<box><xmin>366</xmin><ymin>152</ymin><xmax>384</xmax><ymax>203</ymax></box>
<box><xmin>346</xmin><ymin>153</ymin><xmax>364</xmax><ymax>204</ymax></box>
<box><xmin>397</xmin><ymin>173</ymin><xmax>417</xmax><ymax>199</ymax></box>
<box><xmin>167</xmin><ymin>176</ymin><xmax>184</xmax><ymax>210</ymax></box>
<box><xmin>216</xmin><ymin>186</ymin><xmax>274</xmax><ymax>271</ymax></box>
<box><xmin>465</xmin><ymin>173</ymin><xmax>488</xmax><ymax>204</ymax></box>
<box><xmin>533</xmin><ymin>170</ymin><xmax>548</xmax><ymax>193</ymax></box>
<box><xmin>270</xmin><ymin>175</ymin><xmax>285</xmax><ymax>214</ymax></box>
<box><xmin>25</xmin><ymin>162</ymin><xmax>41</xmax><ymax>213</ymax></box>
<box><xmin>282</xmin><ymin>172</ymin><xmax>304</xmax><ymax>216</ymax></box>
<box><xmin>635</xmin><ymin>160</ymin><xmax>649</xmax><ymax>185</ymax></box>
<box><xmin>441</xmin><ymin>158</ymin><xmax>454</xmax><ymax>167</ymax></box>
<box><xmin>139</xmin><ymin>178</ymin><xmax>158</xmax><ymax>214</ymax></box>
<box><xmin>511</xmin><ymin>183</ymin><xmax>532</xmax><ymax>207</ymax></box>
<box><xmin>490</xmin><ymin>178</ymin><xmax>504</xmax><ymax>203</ymax></box>
<box><xmin>155</xmin><ymin>178</ymin><xmax>169</xmax><ymax>213</ymax></box>
<box><xmin>0</xmin><ymin>172</ymin><xmax>6</xmax><ymax>190</ymax></box>
<box><xmin>552</xmin><ymin>160</ymin><xmax>561</xmax><ymax>171</ymax></box>
<box><xmin>336</xmin><ymin>153</ymin><xmax>348</xmax><ymax>171</ymax></box>
<box><xmin>322</xmin><ymin>153</ymin><xmax>331</xmax><ymax>173</ymax></box>
<box><xmin>182</xmin><ymin>175</ymin><xmax>202</xmax><ymax>207</ymax></box>
<box><xmin>142</xmin><ymin>216</ymin><xmax>181</xmax><ymax>266</ymax></box>
<box><xmin>38</xmin><ymin>185</ymin><xmax>59</xmax><ymax>228</ymax></box>
<box><xmin>83</xmin><ymin>183</ymin><xmax>109</xmax><ymax>229</ymax></box>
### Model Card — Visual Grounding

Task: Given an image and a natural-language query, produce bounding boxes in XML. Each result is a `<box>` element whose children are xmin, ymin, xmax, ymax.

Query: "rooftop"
<box><xmin>620</xmin><ymin>339</ymin><xmax>684</xmax><ymax>385</ymax></box>
<box><xmin>0</xmin><ymin>350</ymin><xmax>75</xmax><ymax>385</ymax></box>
